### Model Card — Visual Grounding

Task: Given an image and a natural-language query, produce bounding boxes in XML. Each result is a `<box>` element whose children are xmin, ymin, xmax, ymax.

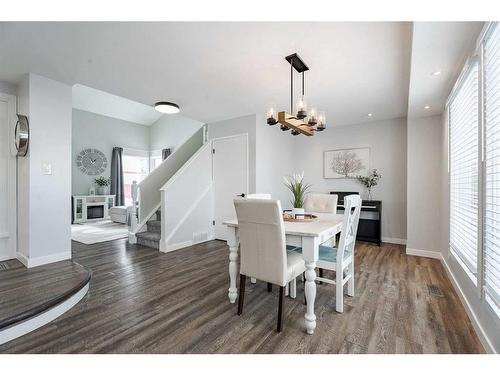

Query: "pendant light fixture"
<box><xmin>266</xmin><ymin>53</ymin><xmax>327</xmax><ymax>136</ymax></box>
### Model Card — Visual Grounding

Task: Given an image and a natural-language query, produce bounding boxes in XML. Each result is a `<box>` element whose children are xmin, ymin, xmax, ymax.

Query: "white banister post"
<box><xmin>129</xmin><ymin>180</ymin><xmax>139</xmax><ymax>244</ymax></box>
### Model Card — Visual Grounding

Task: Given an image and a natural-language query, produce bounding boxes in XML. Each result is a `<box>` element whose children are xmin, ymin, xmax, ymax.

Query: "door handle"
<box><xmin>237</xmin><ymin>193</ymin><xmax>245</xmax><ymax>198</ymax></box>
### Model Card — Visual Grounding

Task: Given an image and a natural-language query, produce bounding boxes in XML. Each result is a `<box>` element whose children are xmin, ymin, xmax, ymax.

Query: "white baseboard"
<box><xmin>440</xmin><ymin>255</ymin><xmax>496</xmax><ymax>353</ymax></box>
<box><xmin>16</xmin><ymin>251</ymin><xmax>72</xmax><ymax>268</ymax></box>
<box><xmin>0</xmin><ymin>282</ymin><xmax>89</xmax><ymax>345</ymax></box>
<box><xmin>160</xmin><ymin>236</ymin><xmax>215</xmax><ymax>253</ymax></box>
<box><xmin>405</xmin><ymin>248</ymin><xmax>442</xmax><ymax>259</ymax></box>
<box><xmin>0</xmin><ymin>254</ymin><xmax>15</xmax><ymax>262</ymax></box>
<box><xmin>382</xmin><ymin>237</ymin><xmax>407</xmax><ymax>245</ymax></box>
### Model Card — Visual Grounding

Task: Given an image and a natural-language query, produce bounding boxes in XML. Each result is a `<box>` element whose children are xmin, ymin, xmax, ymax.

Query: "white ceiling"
<box><xmin>72</xmin><ymin>84</ymin><xmax>162</xmax><ymax>125</ymax></box>
<box><xmin>0</xmin><ymin>22</ymin><xmax>412</xmax><ymax>126</ymax></box>
<box><xmin>408</xmin><ymin>22</ymin><xmax>484</xmax><ymax>119</ymax></box>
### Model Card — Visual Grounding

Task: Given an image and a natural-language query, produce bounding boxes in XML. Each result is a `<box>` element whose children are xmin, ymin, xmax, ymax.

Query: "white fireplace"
<box><xmin>73</xmin><ymin>195</ymin><xmax>115</xmax><ymax>223</ymax></box>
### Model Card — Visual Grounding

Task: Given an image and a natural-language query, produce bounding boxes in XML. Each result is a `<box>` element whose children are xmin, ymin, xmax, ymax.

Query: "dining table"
<box><xmin>223</xmin><ymin>213</ymin><xmax>344</xmax><ymax>335</ymax></box>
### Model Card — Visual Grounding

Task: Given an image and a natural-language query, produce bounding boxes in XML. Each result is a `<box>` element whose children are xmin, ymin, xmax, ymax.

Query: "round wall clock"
<box><xmin>76</xmin><ymin>148</ymin><xmax>108</xmax><ymax>175</ymax></box>
<box><xmin>14</xmin><ymin>114</ymin><xmax>30</xmax><ymax>157</ymax></box>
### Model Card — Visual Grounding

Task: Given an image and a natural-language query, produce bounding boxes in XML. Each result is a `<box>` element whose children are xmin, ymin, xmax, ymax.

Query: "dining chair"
<box><xmin>233</xmin><ymin>198</ymin><xmax>306</xmax><ymax>332</ymax></box>
<box><xmin>247</xmin><ymin>193</ymin><xmax>272</xmax><ymax>199</ymax></box>
<box><xmin>293</xmin><ymin>194</ymin><xmax>361</xmax><ymax>313</ymax></box>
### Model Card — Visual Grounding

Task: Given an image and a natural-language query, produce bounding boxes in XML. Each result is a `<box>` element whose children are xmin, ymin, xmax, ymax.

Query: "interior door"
<box><xmin>213</xmin><ymin>134</ymin><xmax>248</xmax><ymax>240</ymax></box>
<box><xmin>0</xmin><ymin>93</ymin><xmax>16</xmax><ymax>261</ymax></box>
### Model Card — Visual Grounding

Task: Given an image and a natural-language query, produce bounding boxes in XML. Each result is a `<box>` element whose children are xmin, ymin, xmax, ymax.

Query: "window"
<box><xmin>123</xmin><ymin>151</ymin><xmax>149</xmax><ymax>206</ymax></box>
<box><xmin>483</xmin><ymin>23</ymin><xmax>500</xmax><ymax>313</ymax></box>
<box><xmin>449</xmin><ymin>60</ymin><xmax>480</xmax><ymax>278</ymax></box>
<box><xmin>149</xmin><ymin>151</ymin><xmax>163</xmax><ymax>171</ymax></box>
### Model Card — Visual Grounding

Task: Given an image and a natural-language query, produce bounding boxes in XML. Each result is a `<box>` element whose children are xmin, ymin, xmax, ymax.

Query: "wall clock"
<box><xmin>76</xmin><ymin>148</ymin><xmax>107</xmax><ymax>175</ymax></box>
<box><xmin>14</xmin><ymin>114</ymin><xmax>30</xmax><ymax>157</ymax></box>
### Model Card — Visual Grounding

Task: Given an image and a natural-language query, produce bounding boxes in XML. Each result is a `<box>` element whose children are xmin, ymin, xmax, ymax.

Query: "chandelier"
<box><xmin>266</xmin><ymin>53</ymin><xmax>326</xmax><ymax>136</ymax></box>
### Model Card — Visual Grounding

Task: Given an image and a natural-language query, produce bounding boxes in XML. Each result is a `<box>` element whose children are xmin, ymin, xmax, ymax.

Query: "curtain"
<box><xmin>162</xmin><ymin>148</ymin><xmax>171</xmax><ymax>161</ymax></box>
<box><xmin>110</xmin><ymin>147</ymin><xmax>125</xmax><ymax>206</ymax></box>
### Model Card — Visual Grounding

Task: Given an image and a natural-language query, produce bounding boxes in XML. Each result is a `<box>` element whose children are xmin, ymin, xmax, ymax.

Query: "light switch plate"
<box><xmin>42</xmin><ymin>163</ymin><xmax>52</xmax><ymax>175</ymax></box>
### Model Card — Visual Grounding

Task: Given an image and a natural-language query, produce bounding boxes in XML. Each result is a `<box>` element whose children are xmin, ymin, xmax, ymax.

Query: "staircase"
<box><xmin>129</xmin><ymin>126</ymin><xmax>214</xmax><ymax>252</ymax></box>
<box><xmin>136</xmin><ymin>211</ymin><xmax>161</xmax><ymax>249</ymax></box>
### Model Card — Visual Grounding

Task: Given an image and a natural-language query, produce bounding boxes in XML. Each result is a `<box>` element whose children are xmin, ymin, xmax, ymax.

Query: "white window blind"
<box><xmin>484</xmin><ymin>23</ymin><xmax>500</xmax><ymax>311</ymax></box>
<box><xmin>449</xmin><ymin>61</ymin><xmax>480</xmax><ymax>276</ymax></box>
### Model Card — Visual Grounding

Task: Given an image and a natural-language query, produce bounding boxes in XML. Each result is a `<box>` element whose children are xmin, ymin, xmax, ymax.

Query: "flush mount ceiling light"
<box><xmin>154</xmin><ymin>101</ymin><xmax>180</xmax><ymax>114</ymax></box>
<box><xmin>431</xmin><ymin>71</ymin><xmax>442</xmax><ymax>76</ymax></box>
<box><xmin>266</xmin><ymin>53</ymin><xmax>326</xmax><ymax>136</ymax></box>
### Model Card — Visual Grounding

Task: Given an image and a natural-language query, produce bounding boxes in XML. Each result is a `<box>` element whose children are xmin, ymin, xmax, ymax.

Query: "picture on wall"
<box><xmin>323</xmin><ymin>147</ymin><xmax>370</xmax><ymax>179</ymax></box>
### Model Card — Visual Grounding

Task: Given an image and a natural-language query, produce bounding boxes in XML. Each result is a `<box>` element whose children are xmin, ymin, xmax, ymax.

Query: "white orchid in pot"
<box><xmin>283</xmin><ymin>172</ymin><xmax>312</xmax><ymax>219</ymax></box>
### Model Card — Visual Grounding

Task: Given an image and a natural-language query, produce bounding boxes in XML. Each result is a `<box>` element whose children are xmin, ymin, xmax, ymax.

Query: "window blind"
<box><xmin>484</xmin><ymin>23</ymin><xmax>500</xmax><ymax>311</ymax></box>
<box><xmin>449</xmin><ymin>61</ymin><xmax>480</xmax><ymax>276</ymax></box>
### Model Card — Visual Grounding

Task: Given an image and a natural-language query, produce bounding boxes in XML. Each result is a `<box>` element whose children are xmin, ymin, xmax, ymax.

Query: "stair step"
<box><xmin>146</xmin><ymin>220</ymin><xmax>161</xmax><ymax>233</ymax></box>
<box><xmin>136</xmin><ymin>231</ymin><xmax>160</xmax><ymax>250</ymax></box>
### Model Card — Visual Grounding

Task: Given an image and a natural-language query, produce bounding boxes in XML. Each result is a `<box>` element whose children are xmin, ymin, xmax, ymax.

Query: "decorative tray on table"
<box><xmin>283</xmin><ymin>211</ymin><xmax>318</xmax><ymax>222</ymax></box>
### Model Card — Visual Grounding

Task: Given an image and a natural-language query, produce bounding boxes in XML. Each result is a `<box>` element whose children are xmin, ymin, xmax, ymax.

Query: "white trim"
<box><xmin>0</xmin><ymin>255</ymin><xmax>13</xmax><ymax>262</ymax></box>
<box><xmin>381</xmin><ymin>237</ymin><xmax>406</xmax><ymax>245</ymax></box>
<box><xmin>160</xmin><ymin>236</ymin><xmax>215</xmax><ymax>253</ymax></box>
<box><xmin>405</xmin><ymin>248</ymin><xmax>442</xmax><ymax>259</ymax></box>
<box><xmin>16</xmin><ymin>251</ymin><xmax>71</xmax><ymax>268</ymax></box>
<box><xmin>440</xmin><ymin>254</ymin><xmax>496</xmax><ymax>353</ymax></box>
<box><xmin>0</xmin><ymin>282</ymin><xmax>89</xmax><ymax>345</ymax></box>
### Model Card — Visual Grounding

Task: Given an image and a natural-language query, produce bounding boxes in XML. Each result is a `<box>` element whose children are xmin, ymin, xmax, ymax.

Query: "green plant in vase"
<box><xmin>356</xmin><ymin>169</ymin><xmax>381</xmax><ymax>201</ymax></box>
<box><xmin>94</xmin><ymin>176</ymin><xmax>111</xmax><ymax>195</ymax></box>
<box><xmin>283</xmin><ymin>172</ymin><xmax>312</xmax><ymax>219</ymax></box>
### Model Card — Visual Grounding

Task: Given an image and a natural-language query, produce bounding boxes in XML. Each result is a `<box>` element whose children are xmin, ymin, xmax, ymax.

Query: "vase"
<box><xmin>97</xmin><ymin>186</ymin><xmax>109</xmax><ymax>195</ymax></box>
<box><xmin>366</xmin><ymin>188</ymin><xmax>372</xmax><ymax>201</ymax></box>
<box><xmin>292</xmin><ymin>207</ymin><xmax>305</xmax><ymax>219</ymax></box>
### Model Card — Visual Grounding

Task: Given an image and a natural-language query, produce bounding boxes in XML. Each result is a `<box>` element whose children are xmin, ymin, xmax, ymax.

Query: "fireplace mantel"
<box><xmin>72</xmin><ymin>195</ymin><xmax>115</xmax><ymax>224</ymax></box>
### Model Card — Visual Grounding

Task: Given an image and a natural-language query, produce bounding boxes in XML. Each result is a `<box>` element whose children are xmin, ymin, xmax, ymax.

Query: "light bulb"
<box><xmin>296</xmin><ymin>95</ymin><xmax>307</xmax><ymax>119</ymax></box>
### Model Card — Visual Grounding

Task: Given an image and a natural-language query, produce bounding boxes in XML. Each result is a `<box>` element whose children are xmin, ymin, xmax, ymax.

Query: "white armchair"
<box><xmin>233</xmin><ymin>198</ymin><xmax>306</xmax><ymax>332</ymax></box>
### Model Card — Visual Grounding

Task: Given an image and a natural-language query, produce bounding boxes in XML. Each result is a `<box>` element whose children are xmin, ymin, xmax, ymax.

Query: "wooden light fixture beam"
<box><xmin>278</xmin><ymin>111</ymin><xmax>314</xmax><ymax>136</ymax></box>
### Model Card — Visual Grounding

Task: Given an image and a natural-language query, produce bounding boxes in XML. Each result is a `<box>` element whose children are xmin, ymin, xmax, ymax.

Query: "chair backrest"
<box><xmin>336</xmin><ymin>194</ymin><xmax>362</xmax><ymax>262</ymax></box>
<box><xmin>233</xmin><ymin>198</ymin><xmax>288</xmax><ymax>286</ymax></box>
<box><xmin>304</xmin><ymin>193</ymin><xmax>338</xmax><ymax>214</ymax></box>
<box><xmin>247</xmin><ymin>193</ymin><xmax>271</xmax><ymax>200</ymax></box>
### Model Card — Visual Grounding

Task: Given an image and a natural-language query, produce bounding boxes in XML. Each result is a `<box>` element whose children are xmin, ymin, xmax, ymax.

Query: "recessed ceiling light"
<box><xmin>154</xmin><ymin>102</ymin><xmax>180</xmax><ymax>114</ymax></box>
<box><xmin>431</xmin><ymin>71</ymin><xmax>442</xmax><ymax>76</ymax></box>
<box><xmin>367</xmin><ymin>113</ymin><xmax>373</xmax><ymax>117</ymax></box>
<box><xmin>424</xmin><ymin>105</ymin><xmax>431</xmax><ymax>110</ymax></box>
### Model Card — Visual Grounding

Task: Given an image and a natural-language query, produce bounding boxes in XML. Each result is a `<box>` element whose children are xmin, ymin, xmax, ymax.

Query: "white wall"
<box><xmin>0</xmin><ymin>81</ymin><xmax>17</xmax><ymax>96</ymax></box>
<box><xmin>406</xmin><ymin>115</ymin><xmax>444</xmax><ymax>255</ymax></box>
<box><xmin>72</xmin><ymin>109</ymin><xmax>150</xmax><ymax>195</ymax></box>
<box><xmin>293</xmin><ymin>117</ymin><xmax>407</xmax><ymax>241</ymax></box>
<box><xmin>208</xmin><ymin>114</ymin><xmax>257</xmax><ymax>193</ymax></box>
<box><xmin>17</xmin><ymin>74</ymin><xmax>73</xmax><ymax>266</ymax></box>
<box><xmin>149</xmin><ymin>113</ymin><xmax>204</xmax><ymax>153</ymax></box>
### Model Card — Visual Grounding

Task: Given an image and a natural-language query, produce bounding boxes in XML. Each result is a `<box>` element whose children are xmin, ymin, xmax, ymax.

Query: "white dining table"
<box><xmin>223</xmin><ymin>213</ymin><xmax>344</xmax><ymax>334</ymax></box>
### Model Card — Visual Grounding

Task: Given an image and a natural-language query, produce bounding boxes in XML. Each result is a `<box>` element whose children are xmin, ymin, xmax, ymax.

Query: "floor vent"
<box><xmin>428</xmin><ymin>284</ymin><xmax>444</xmax><ymax>298</ymax></box>
<box><xmin>193</xmin><ymin>232</ymin><xmax>208</xmax><ymax>243</ymax></box>
<box><xmin>0</xmin><ymin>262</ymin><xmax>9</xmax><ymax>270</ymax></box>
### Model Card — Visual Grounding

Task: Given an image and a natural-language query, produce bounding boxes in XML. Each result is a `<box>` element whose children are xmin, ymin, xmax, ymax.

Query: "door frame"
<box><xmin>212</xmin><ymin>133</ymin><xmax>249</xmax><ymax>240</ymax></box>
<box><xmin>0</xmin><ymin>92</ymin><xmax>17</xmax><ymax>261</ymax></box>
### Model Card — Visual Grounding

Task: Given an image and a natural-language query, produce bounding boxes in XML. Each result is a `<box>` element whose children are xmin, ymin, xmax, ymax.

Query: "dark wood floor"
<box><xmin>0</xmin><ymin>259</ymin><xmax>90</xmax><ymax>330</ymax></box>
<box><xmin>0</xmin><ymin>239</ymin><xmax>484</xmax><ymax>353</ymax></box>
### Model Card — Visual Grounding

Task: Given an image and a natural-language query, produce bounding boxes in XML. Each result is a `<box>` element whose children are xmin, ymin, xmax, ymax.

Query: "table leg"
<box><xmin>227</xmin><ymin>227</ymin><xmax>239</xmax><ymax>303</ymax></box>
<box><xmin>302</xmin><ymin>236</ymin><xmax>319</xmax><ymax>335</ymax></box>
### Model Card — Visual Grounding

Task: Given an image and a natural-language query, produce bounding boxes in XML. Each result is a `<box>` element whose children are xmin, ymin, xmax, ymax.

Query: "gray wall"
<box><xmin>407</xmin><ymin>115</ymin><xmax>444</xmax><ymax>253</ymax></box>
<box><xmin>208</xmin><ymin>114</ymin><xmax>257</xmax><ymax>194</ymax></box>
<box><xmin>72</xmin><ymin>109</ymin><xmax>150</xmax><ymax>195</ymax></box>
<box><xmin>0</xmin><ymin>81</ymin><xmax>17</xmax><ymax>96</ymax></box>
<box><xmin>294</xmin><ymin>117</ymin><xmax>408</xmax><ymax>241</ymax></box>
<box><xmin>149</xmin><ymin>113</ymin><xmax>204</xmax><ymax>153</ymax></box>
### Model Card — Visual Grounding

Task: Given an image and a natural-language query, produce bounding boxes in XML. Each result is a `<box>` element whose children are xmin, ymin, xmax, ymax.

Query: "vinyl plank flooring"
<box><xmin>0</xmin><ymin>238</ymin><xmax>485</xmax><ymax>353</ymax></box>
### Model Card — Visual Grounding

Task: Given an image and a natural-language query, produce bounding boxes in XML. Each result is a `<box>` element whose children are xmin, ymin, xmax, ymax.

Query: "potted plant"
<box><xmin>283</xmin><ymin>172</ymin><xmax>312</xmax><ymax>219</ymax></box>
<box><xmin>356</xmin><ymin>169</ymin><xmax>382</xmax><ymax>201</ymax></box>
<box><xmin>94</xmin><ymin>176</ymin><xmax>111</xmax><ymax>195</ymax></box>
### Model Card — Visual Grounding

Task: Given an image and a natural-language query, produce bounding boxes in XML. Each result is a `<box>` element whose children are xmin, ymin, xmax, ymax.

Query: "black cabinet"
<box><xmin>330</xmin><ymin>192</ymin><xmax>382</xmax><ymax>246</ymax></box>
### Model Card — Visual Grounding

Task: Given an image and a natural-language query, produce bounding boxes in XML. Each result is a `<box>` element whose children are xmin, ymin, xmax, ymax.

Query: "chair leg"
<box><xmin>336</xmin><ymin>268</ymin><xmax>344</xmax><ymax>313</ymax></box>
<box><xmin>285</xmin><ymin>282</ymin><xmax>289</xmax><ymax>296</ymax></box>
<box><xmin>290</xmin><ymin>278</ymin><xmax>297</xmax><ymax>299</ymax></box>
<box><xmin>347</xmin><ymin>259</ymin><xmax>354</xmax><ymax>297</ymax></box>
<box><xmin>277</xmin><ymin>285</ymin><xmax>285</xmax><ymax>332</ymax></box>
<box><xmin>267</xmin><ymin>283</ymin><xmax>272</xmax><ymax>292</ymax></box>
<box><xmin>238</xmin><ymin>274</ymin><xmax>246</xmax><ymax>315</ymax></box>
<box><xmin>318</xmin><ymin>268</ymin><xmax>323</xmax><ymax>285</ymax></box>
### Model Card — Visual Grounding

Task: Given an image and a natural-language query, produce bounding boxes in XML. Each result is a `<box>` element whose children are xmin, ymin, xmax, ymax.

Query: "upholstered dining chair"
<box><xmin>292</xmin><ymin>194</ymin><xmax>361</xmax><ymax>313</ymax></box>
<box><xmin>233</xmin><ymin>198</ymin><xmax>306</xmax><ymax>332</ymax></box>
<box><xmin>304</xmin><ymin>193</ymin><xmax>338</xmax><ymax>214</ymax></box>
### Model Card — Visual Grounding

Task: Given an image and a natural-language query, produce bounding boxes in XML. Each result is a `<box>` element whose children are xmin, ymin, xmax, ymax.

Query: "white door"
<box><xmin>0</xmin><ymin>93</ymin><xmax>16</xmax><ymax>261</ymax></box>
<box><xmin>213</xmin><ymin>134</ymin><xmax>248</xmax><ymax>240</ymax></box>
